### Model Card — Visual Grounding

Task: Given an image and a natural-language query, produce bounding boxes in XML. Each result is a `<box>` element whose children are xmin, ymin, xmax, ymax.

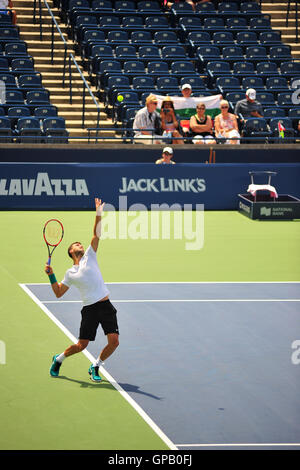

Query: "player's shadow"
<box><xmin>57</xmin><ymin>375</ymin><xmax>162</xmax><ymax>400</ymax></box>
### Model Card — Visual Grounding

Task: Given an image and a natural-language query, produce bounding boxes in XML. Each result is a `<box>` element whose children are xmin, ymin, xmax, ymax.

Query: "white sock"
<box><xmin>93</xmin><ymin>358</ymin><xmax>104</xmax><ymax>367</ymax></box>
<box><xmin>56</xmin><ymin>353</ymin><xmax>66</xmax><ymax>363</ymax></box>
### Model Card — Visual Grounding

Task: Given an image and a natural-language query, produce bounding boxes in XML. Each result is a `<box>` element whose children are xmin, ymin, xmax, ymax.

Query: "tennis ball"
<box><xmin>117</xmin><ymin>95</ymin><xmax>124</xmax><ymax>102</ymax></box>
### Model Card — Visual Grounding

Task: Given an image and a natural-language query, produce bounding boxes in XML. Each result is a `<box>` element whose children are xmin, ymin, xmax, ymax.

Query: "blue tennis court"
<box><xmin>21</xmin><ymin>282</ymin><xmax>300</xmax><ymax>450</ymax></box>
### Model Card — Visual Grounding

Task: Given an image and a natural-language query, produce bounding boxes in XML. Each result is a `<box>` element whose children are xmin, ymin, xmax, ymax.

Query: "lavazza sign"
<box><xmin>0</xmin><ymin>173</ymin><xmax>89</xmax><ymax>196</ymax></box>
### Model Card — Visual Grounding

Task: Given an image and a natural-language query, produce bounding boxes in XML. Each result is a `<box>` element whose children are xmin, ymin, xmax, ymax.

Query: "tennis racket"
<box><xmin>43</xmin><ymin>219</ymin><xmax>64</xmax><ymax>273</ymax></box>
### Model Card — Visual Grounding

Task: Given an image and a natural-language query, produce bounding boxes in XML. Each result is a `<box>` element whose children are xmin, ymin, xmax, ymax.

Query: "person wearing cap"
<box><xmin>234</xmin><ymin>89</ymin><xmax>263</xmax><ymax>120</ymax></box>
<box><xmin>181</xmin><ymin>83</ymin><xmax>193</xmax><ymax>98</ymax></box>
<box><xmin>133</xmin><ymin>94</ymin><xmax>163</xmax><ymax>144</ymax></box>
<box><xmin>155</xmin><ymin>147</ymin><xmax>176</xmax><ymax>165</ymax></box>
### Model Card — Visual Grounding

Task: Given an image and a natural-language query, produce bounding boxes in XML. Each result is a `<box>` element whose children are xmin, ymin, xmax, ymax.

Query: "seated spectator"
<box><xmin>214</xmin><ymin>99</ymin><xmax>241</xmax><ymax>144</ymax></box>
<box><xmin>160</xmin><ymin>96</ymin><xmax>183</xmax><ymax>145</ymax></box>
<box><xmin>181</xmin><ymin>83</ymin><xmax>193</xmax><ymax>98</ymax></box>
<box><xmin>155</xmin><ymin>147</ymin><xmax>176</xmax><ymax>164</ymax></box>
<box><xmin>0</xmin><ymin>0</ymin><xmax>17</xmax><ymax>25</ymax></box>
<box><xmin>133</xmin><ymin>94</ymin><xmax>162</xmax><ymax>145</ymax></box>
<box><xmin>234</xmin><ymin>89</ymin><xmax>263</xmax><ymax>120</ymax></box>
<box><xmin>189</xmin><ymin>102</ymin><xmax>216</xmax><ymax>144</ymax></box>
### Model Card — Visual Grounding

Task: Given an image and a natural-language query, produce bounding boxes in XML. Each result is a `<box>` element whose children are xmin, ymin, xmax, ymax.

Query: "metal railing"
<box><xmin>33</xmin><ymin>0</ymin><xmax>100</xmax><ymax>128</ymax></box>
<box><xmin>286</xmin><ymin>0</ymin><xmax>299</xmax><ymax>43</ymax></box>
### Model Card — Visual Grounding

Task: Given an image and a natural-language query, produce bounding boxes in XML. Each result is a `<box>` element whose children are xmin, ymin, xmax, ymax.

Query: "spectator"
<box><xmin>0</xmin><ymin>0</ymin><xmax>16</xmax><ymax>25</ymax></box>
<box><xmin>185</xmin><ymin>0</ymin><xmax>212</xmax><ymax>12</ymax></box>
<box><xmin>181</xmin><ymin>83</ymin><xmax>193</xmax><ymax>98</ymax></box>
<box><xmin>155</xmin><ymin>147</ymin><xmax>176</xmax><ymax>164</ymax></box>
<box><xmin>214</xmin><ymin>99</ymin><xmax>241</xmax><ymax>144</ymax></box>
<box><xmin>189</xmin><ymin>102</ymin><xmax>216</xmax><ymax>144</ymax></box>
<box><xmin>160</xmin><ymin>96</ymin><xmax>183</xmax><ymax>145</ymax></box>
<box><xmin>234</xmin><ymin>89</ymin><xmax>263</xmax><ymax>120</ymax></box>
<box><xmin>133</xmin><ymin>94</ymin><xmax>162</xmax><ymax>144</ymax></box>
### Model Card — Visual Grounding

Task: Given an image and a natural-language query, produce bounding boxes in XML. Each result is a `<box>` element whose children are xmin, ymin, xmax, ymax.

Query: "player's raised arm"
<box><xmin>91</xmin><ymin>198</ymin><xmax>105</xmax><ymax>252</ymax></box>
<box><xmin>45</xmin><ymin>264</ymin><xmax>69</xmax><ymax>298</ymax></box>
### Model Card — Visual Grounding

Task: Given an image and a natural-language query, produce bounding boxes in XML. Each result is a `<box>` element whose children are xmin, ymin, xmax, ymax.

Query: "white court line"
<box><xmin>19</xmin><ymin>283</ymin><xmax>178</xmax><ymax>451</ymax></box>
<box><xmin>24</xmin><ymin>281</ymin><xmax>300</xmax><ymax>285</ymax></box>
<box><xmin>177</xmin><ymin>443</ymin><xmax>300</xmax><ymax>448</ymax></box>
<box><xmin>44</xmin><ymin>299</ymin><xmax>300</xmax><ymax>302</ymax></box>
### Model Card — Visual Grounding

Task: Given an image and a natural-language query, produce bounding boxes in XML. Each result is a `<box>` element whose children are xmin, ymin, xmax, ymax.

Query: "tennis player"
<box><xmin>45</xmin><ymin>198</ymin><xmax>119</xmax><ymax>382</ymax></box>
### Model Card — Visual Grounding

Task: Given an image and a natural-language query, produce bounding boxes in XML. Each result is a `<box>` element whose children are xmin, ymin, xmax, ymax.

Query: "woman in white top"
<box><xmin>46</xmin><ymin>198</ymin><xmax>119</xmax><ymax>382</ymax></box>
<box><xmin>214</xmin><ymin>99</ymin><xmax>241</xmax><ymax>145</ymax></box>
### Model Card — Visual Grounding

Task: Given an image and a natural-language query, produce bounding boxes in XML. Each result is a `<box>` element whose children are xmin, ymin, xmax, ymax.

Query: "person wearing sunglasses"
<box><xmin>189</xmin><ymin>102</ymin><xmax>216</xmax><ymax>145</ymax></box>
<box><xmin>133</xmin><ymin>94</ymin><xmax>163</xmax><ymax>144</ymax></box>
<box><xmin>214</xmin><ymin>99</ymin><xmax>241</xmax><ymax>145</ymax></box>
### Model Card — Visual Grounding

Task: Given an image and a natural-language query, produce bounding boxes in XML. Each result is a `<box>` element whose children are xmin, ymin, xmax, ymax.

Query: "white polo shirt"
<box><xmin>61</xmin><ymin>245</ymin><xmax>109</xmax><ymax>307</ymax></box>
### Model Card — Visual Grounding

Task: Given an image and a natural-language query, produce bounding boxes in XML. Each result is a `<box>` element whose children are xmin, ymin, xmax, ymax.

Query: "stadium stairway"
<box><xmin>12</xmin><ymin>0</ymin><xmax>116</xmax><ymax>142</ymax></box>
<box><xmin>261</xmin><ymin>0</ymin><xmax>300</xmax><ymax>59</ymax></box>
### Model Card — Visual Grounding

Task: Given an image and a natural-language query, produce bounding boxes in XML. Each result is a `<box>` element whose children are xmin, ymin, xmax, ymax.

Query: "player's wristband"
<box><xmin>48</xmin><ymin>273</ymin><xmax>57</xmax><ymax>285</ymax></box>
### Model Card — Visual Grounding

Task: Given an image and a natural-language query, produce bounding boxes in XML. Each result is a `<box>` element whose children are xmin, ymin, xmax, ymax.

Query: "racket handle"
<box><xmin>46</xmin><ymin>257</ymin><xmax>51</xmax><ymax>274</ymax></box>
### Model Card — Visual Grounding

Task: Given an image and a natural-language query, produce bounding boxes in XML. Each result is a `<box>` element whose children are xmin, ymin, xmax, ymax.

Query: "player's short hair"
<box><xmin>67</xmin><ymin>242</ymin><xmax>80</xmax><ymax>259</ymax></box>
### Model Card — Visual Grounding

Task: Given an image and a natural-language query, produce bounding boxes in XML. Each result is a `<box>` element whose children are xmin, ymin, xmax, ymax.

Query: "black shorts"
<box><xmin>79</xmin><ymin>299</ymin><xmax>119</xmax><ymax>341</ymax></box>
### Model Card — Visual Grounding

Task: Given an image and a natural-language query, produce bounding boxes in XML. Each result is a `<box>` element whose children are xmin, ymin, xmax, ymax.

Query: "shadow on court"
<box><xmin>56</xmin><ymin>375</ymin><xmax>162</xmax><ymax>400</ymax></box>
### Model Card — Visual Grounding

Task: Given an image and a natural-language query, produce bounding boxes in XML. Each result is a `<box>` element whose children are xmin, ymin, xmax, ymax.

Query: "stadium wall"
<box><xmin>0</xmin><ymin>159</ymin><xmax>299</xmax><ymax>210</ymax></box>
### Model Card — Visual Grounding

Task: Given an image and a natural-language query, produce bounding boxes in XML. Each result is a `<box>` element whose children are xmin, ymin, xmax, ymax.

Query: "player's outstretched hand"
<box><xmin>95</xmin><ymin>198</ymin><xmax>105</xmax><ymax>216</ymax></box>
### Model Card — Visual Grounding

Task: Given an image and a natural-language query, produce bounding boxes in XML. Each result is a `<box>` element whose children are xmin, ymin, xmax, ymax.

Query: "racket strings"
<box><xmin>44</xmin><ymin>220</ymin><xmax>63</xmax><ymax>246</ymax></box>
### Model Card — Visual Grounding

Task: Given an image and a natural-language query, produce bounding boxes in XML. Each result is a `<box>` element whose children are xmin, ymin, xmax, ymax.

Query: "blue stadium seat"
<box><xmin>103</xmin><ymin>75</ymin><xmax>131</xmax><ymax>105</ymax></box>
<box><xmin>122</xmin><ymin>16</ymin><xmax>144</xmax><ymax>31</ymax></box>
<box><xmin>269</xmin><ymin>45</ymin><xmax>292</xmax><ymax>65</ymax></box>
<box><xmin>203</xmin><ymin>17</ymin><xmax>225</xmax><ymax>31</ymax></box>
<box><xmin>154</xmin><ymin>31</ymin><xmax>179</xmax><ymax>46</ymax></box>
<box><xmin>277</xmin><ymin>91</ymin><xmax>296</xmax><ymax>110</ymax></box>
<box><xmin>88</xmin><ymin>44</ymin><xmax>114</xmax><ymax>74</ymax></box>
<box><xmin>216</xmin><ymin>76</ymin><xmax>241</xmax><ymax>93</ymax></box>
<box><xmin>269</xmin><ymin>117</ymin><xmax>295</xmax><ymax>142</ymax></box>
<box><xmin>233</xmin><ymin>61</ymin><xmax>256</xmax><ymax>77</ymax></box>
<box><xmin>187</xmin><ymin>31</ymin><xmax>211</xmax><ymax>51</ymax></box>
<box><xmin>107</xmin><ymin>30</ymin><xmax>130</xmax><ymax>45</ymax></box>
<box><xmin>7</xmin><ymin>106</ymin><xmax>31</xmax><ymax>128</ymax></box>
<box><xmin>226</xmin><ymin>17</ymin><xmax>248</xmax><ymax>30</ymax></box>
<box><xmin>0</xmin><ymin>72</ymin><xmax>16</xmax><ymax>87</ymax></box>
<box><xmin>0</xmin><ymin>116</ymin><xmax>13</xmax><ymax>142</ymax></box>
<box><xmin>147</xmin><ymin>60</ymin><xmax>169</xmax><ymax>77</ymax></box>
<box><xmin>137</xmin><ymin>1</ymin><xmax>163</xmax><ymax>15</ymax></box>
<box><xmin>144</xmin><ymin>16</ymin><xmax>170</xmax><ymax>31</ymax></box>
<box><xmin>213</xmin><ymin>31</ymin><xmax>235</xmax><ymax>46</ymax></box>
<box><xmin>236</xmin><ymin>31</ymin><xmax>258</xmax><ymax>47</ymax></box>
<box><xmin>249</xmin><ymin>16</ymin><xmax>271</xmax><ymax>31</ymax></box>
<box><xmin>156</xmin><ymin>76</ymin><xmax>179</xmax><ymax>93</ymax></box>
<box><xmin>114</xmin><ymin>0</ymin><xmax>135</xmax><ymax>13</ymax></box>
<box><xmin>42</xmin><ymin>117</ymin><xmax>69</xmax><ymax>140</ymax></box>
<box><xmin>179</xmin><ymin>16</ymin><xmax>202</xmax><ymax>36</ymax></box>
<box><xmin>171</xmin><ymin>60</ymin><xmax>197</xmax><ymax>77</ymax></box>
<box><xmin>245</xmin><ymin>46</ymin><xmax>269</xmax><ymax>64</ymax></box>
<box><xmin>94</xmin><ymin>60</ymin><xmax>122</xmax><ymax>88</ymax></box>
<box><xmin>123</xmin><ymin>60</ymin><xmax>146</xmax><ymax>77</ymax></box>
<box><xmin>255</xmin><ymin>91</ymin><xmax>276</xmax><ymax>107</ymax></box>
<box><xmin>4</xmin><ymin>42</ymin><xmax>28</xmax><ymax>57</ymax></box>
<box><xmin>113</xmin><ymin>90</ymin><xmax>140</xmax><ymax>122</ymax></box>
<box><xmin>11</xmin><ymin>57</ymin><xmax>35</xmax><ymax>74</ymax></box>
<box><xmin>0</xmin><ymin>27</ymin><xmax>20</xmax><ymax>45</ymax></box>
<box><xmin>195</xmin><ymin>1</ymin><xmax>216</xmax><ymax>15</ymax></box>
<box><xmin>170</xmin><ymin>1</ymin><xmax>194</xmax><ymax>18</ymax></box>
<box><xmin>196</xmin><ymin>46</ymin><xmax>221</xmax><ymax>68</ymax></box>
<box><xmin>132</xmin><ymin>75</ymin><xmax>155</xmax><ymax>91</ymax></box>
<box><xmin>288</xmin><ymin>108</ymin><xmax>300</xmax><ymax>131</ymax></box>
<box><xmin>240</xmin><ymin>2</ymin><xmax>262</xmax><ymax>17</ymax></box>
<box><xmin>180</xmin><ymin>75</ymin><xmax>207</xmax><ymax>92</ymax></box>
<box><xmin>206</xmin><ymin>61</ymin><xmax>232</xmax><ymax>83</ymax></box>
<box><xmin>242</xmin><ymin>117</ymin><xmax>272</xmax><ymax>142</ymax></box>
<box><xmin>222</xmin><ymin>45</ymin><xmax>244</xmax><ymax>64</ymax></box>
<box><xmin>16</xmin><ymin>117</ymin><xmax>43</xmax><ymax>143</ymax></box>
<box><xmin>26</xmin><ymin>90</ymin><xmax>50</xmax><ymax>106</ymax></box>
<box><xmin>280</xmin><ymin>61</ymin><xmax>300</xmax><ymax>79</ymax></box>
<box><xmin>115</xmin><ymin>45</ymin><xmax>137</xmax><ymax>62</ymax></box>
<box><xmin>218</xmin><ymin>2</ymin><xmax>239</xmax><ymax>16</ymax></box>
<box><xmin>34</xmin><ymin>106</ymin><xmax>58</xmax><ymax>119</ymax></box>
<box><xmin>161</xmin><ymin>45</ymin><xmax>187</xmax><ymax>62</ymax></box>
<box><xmin>263</xmin><ymin>107</ymin><xmax>286</xmax><ymax>120</ymax></box>
<box><xmin>18</xmin><ymin>74</ymin><xmax>43</xmax><ymax>90</ymax></box>
<box><xmin>5</xmin><ymin>89</ymin><xmax>24</xmax><ymax>105</ymax></box>
<box><xmin>265</xmin><ymin>76</ymin><xmax>290</xmax><ymax>93</ymax></box>
<box><xmin>242</xmin><ymin>76</ymin><xmax>265</xmax><ymax>91</ymax></box>
<box><xmin>138</xmin><ymin>45</ymin><xmax>161</xmax><ymax>61</ymax></box>
<box><xmin>256</xmin><ymin>61</ymin><xmax>280</xmax><ymax>78</ymax></box>
<box><xmin>0</xmin><ymin>56</ymin><xmax>9</xmax><ymax>72</ymax></box>
<box><xmin>131</xmin><ymin>31</ymin><xmax>153</xmax><ymax>45</ymax></box>
<box><xmin>259</xmin><ymin>31</ymin><xmax>282</xmax><ymax>47</ymax></box>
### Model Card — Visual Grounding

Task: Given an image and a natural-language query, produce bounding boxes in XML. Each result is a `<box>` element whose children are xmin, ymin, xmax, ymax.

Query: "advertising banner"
<box><xmin>0</xmin><ymin>163</ymin><xmax>299</xmax><ymax>210</ymax></box>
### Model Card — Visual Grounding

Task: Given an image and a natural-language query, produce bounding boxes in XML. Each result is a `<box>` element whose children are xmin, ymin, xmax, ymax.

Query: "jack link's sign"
<box><xmin>0</xmin><ymin>163</ymin><xmax>299</xmax><ymax>210</ymax></box>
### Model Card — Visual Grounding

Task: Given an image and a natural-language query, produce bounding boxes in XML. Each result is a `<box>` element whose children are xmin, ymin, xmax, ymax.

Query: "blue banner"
<box><xmin>0</xmin><ymin>162</ymin><xmax>299</xmax><ymax>210</ymax></box>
